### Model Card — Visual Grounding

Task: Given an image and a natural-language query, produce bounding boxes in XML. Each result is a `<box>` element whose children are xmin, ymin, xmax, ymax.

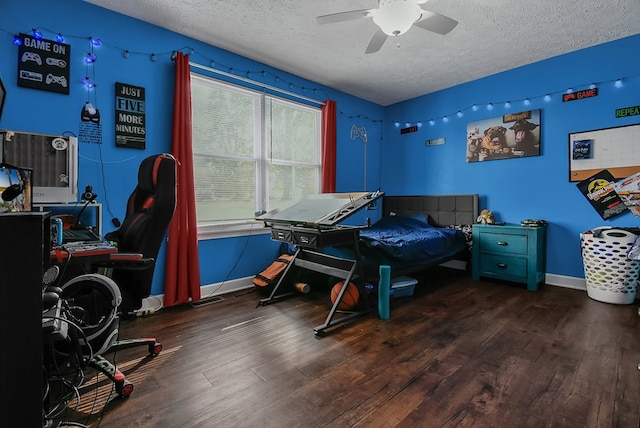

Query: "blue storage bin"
<box><xmin>390</xmin><ymin>276</ymin><xmax>417</xmax><ymax>298</ymax></box>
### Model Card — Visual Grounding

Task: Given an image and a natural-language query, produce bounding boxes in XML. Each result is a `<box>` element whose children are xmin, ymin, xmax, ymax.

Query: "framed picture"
<box><xmin>466</xmin><ymin>109</ymin><xmax>541</xmax><ymax>162</ymax></box>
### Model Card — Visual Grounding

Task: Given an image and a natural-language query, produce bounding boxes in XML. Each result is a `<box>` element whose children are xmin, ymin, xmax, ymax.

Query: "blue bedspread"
<box><xmin>359</xmin><ymin>215</ymin><xmax>465</xmax><ymax>261</ymax></box>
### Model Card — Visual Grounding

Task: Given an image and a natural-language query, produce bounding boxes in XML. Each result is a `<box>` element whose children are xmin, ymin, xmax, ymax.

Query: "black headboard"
<box><xmin>382</xmin><ymin>194</ymin><xmax>479</xmax><ymax>226</ymax></box>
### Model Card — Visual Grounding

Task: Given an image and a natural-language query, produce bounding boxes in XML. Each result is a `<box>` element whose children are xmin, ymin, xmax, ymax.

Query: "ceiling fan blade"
<box><xmin>365</xmin><ymin>28</ymin><xmax>388</xmax><ymax>54</ymax></box>
<box><xmin>316</xmin><ymin>9</ymin><xmax>371</xmax><ymax>25</ymax></box>
<box><xmin>414</xmin><ymin>10</ymin><xmax>458</xmax><ymax>35</ymax></box>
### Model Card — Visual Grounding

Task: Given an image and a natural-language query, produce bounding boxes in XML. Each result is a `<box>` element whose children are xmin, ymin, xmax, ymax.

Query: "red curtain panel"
<box><xmin>321</xmin><ymin>100</ymin><xmax>337</xmax><ymax>193</ymax></box>
<box><xmin>164</xmin><ymin>52</ymin><xmax>202</xmax><ymax>307</ymax></box>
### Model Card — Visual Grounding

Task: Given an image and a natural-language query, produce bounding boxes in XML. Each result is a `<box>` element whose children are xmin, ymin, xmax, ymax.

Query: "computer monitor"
<box><xmin>0</xmin><ymin>164</ymin><xmax>33</xmax><ymax>212</ymax></box>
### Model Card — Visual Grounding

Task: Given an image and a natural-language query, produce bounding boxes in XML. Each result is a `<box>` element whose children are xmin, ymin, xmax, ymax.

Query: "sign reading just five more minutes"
<box><xmin>115</xmin><ymin>82</ymin><xmax>146</xmax><ymax>149</ymax></box>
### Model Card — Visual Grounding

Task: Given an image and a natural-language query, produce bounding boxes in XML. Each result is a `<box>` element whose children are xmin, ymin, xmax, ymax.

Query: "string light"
<box><xmin>4</xmin><ymin>27</ymin><xmax>637</xmax><ymax>128</ymax></box>
<box><xmin>84</xmin><ymin>52</ymin><xmax>96</xmax><ymax>64</ymax></box>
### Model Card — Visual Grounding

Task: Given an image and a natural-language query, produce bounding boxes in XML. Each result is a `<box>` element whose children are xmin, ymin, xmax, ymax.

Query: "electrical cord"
<box><xmin>199</xmin><ymin>222</ymin><xmax>255</xmax><ymax>300</ymax></box>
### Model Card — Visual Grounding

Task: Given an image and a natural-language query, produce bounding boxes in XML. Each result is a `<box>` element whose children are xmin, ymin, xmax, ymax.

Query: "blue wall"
<box><xmin>2</xmin><ymin>0</ymin><xmax>638</xmax><ymax>295</ymax></box>
<box><xmin>0</xmin><ymin>0</ymin><xmax>383</xmax><ymax>296</ymax></box>
<box><xmin>382</xmin><ymin>34</ymin><xmax>640</xmax><ymax>279</ymax></box>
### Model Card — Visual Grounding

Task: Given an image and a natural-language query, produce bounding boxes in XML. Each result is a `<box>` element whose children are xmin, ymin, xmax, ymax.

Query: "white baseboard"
<box><xmin>544</xmin><ymin>273</ymin><xmax>586</xmax><ymax>291</ymax></box>
<box><xmin>142</xmin><ymin>271</ymin><xmax>588</xmax><ymax>313</ymax></box>
<box><xmin>140</xmin><ymin>276</ymin><xmax>255</xmax><ymax>312</ymax></box>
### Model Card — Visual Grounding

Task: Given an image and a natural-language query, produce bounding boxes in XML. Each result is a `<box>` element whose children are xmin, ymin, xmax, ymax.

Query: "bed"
<box><xmin>323</xmin><ymin>194</ymin><xmax>479</xmax><ymax>280</ymax></box>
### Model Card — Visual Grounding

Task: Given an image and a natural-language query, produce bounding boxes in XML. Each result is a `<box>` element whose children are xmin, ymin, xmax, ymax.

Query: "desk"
<box><xmin>0</xmin><ymin>212</ymin><xmax>50</xmax><ymax>427</ymax></box>
<box><xmin>257</xmin><ymin>225</ymin><xmax>371</xmax><ymax>336</ymax></box>
<box><xmin>256</xmin><ymin>192</ymin><xmax>382</xmax><ymax>336</ymax></box>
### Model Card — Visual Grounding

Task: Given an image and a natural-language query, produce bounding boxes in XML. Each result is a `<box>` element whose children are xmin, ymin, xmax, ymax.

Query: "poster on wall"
<box><xmin>576</xmin><ymin>169</ymin><xmax>628</xmax><ymax>220</ymax></box>
<box><xmin>17</xmin><ymin>33</ymin><xmax>70</xmax><ymax>94</ymax></box>
<box><xmin>466</xmin><ymin>109</ymin><xmax>541</xmax><ymax>162</ymax></box>
<box><xmin>614</xmin><ymin>171</ymin><xmax>640</xmax><ymax>217</ymax></box>
<box><xmin>115</xmin><ymin>82</ymin><xmax>146</xmax><ymax>149</ymax></box>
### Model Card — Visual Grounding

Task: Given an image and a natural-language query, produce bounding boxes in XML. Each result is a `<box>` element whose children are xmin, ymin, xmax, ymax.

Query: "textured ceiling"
<box><xmin>84</xmin><ymin>0</ymin><xmax>640</xmax><ymax>106</ymax></box>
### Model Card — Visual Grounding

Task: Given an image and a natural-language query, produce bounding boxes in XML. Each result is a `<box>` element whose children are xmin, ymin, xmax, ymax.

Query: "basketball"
<box><xmin>330</xmin><ymin>281</ymin><xmax>360</xmax><ymax>310</ymax></box>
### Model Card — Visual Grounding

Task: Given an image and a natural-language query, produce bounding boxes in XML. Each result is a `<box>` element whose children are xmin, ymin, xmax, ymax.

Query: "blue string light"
<box><xmin>4</xmin><ymin>26</ymin><xmax>637</xmax><ymax>128</ymax></box>
<box><xmin>84</xmin><ymin>52</ymin><xmax>96</xmax><ymax>64</ymax></box>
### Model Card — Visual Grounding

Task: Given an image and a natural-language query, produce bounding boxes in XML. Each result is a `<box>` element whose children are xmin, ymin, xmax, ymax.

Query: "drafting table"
<box><xmin>256</xmin><ymin>191</ymin><xmax>383</xmax><ymax>336</ymax></box>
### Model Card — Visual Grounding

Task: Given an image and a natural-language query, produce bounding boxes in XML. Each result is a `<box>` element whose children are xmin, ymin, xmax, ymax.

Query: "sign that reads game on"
<box><xmin>17</xmin><ymin>33</ymin><xmax>70</xmax><ymax>94</ymax></box>
<box><xmin>115</xmin><ymin>82</ymin><xmax>146</xmax><ymax>149</ymax></box>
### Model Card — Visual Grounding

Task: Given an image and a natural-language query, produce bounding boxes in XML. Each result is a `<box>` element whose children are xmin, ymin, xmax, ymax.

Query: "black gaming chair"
<box><xmin>104</xmin><ymin>152</ymin><xmax>178</xmax><ymax>315</ymax></box>
<box><xmin>53</xmin><ymin>153</ymin><xmax>177</xmax><ymax>398</ymax></box>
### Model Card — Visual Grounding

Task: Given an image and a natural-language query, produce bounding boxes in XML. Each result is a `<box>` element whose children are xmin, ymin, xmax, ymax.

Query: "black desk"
<box><xmin>257</xmin><ymin>225</ymin><xmax>371</xmax><ymax>336</ymax></box>
<box><xmin>0</xmin><ymin>212</ymin><xmax>50</xmax><ymax>427</ymax></box>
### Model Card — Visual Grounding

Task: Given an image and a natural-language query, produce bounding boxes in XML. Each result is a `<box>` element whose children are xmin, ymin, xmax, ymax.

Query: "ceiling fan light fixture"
<box><xmin>373</xmin><ymin>0</ymin><xmax>422</xmax><ymax>36</ymax></box>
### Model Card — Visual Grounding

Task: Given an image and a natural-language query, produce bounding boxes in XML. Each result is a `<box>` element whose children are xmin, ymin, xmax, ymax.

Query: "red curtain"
<box><xmin>321</xmin><ymin>100</ymin><xmax>337</xmax><ymax>193</ymax></box>
<box><xmin>164</xmin><ymin>52</ymin><xmax>201</xmax><ymax>307</ymax></box>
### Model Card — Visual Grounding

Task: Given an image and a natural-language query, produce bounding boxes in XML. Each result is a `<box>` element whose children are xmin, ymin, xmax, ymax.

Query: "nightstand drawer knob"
<box><xmin>497</xmin><ymin>241</ymin><xmax>508</xmax><ymax>246</ymax></box>
<box><xmin>496</xmin><ymin>263</ymin><xmax>508</xmax><ymax>269</ymax></box>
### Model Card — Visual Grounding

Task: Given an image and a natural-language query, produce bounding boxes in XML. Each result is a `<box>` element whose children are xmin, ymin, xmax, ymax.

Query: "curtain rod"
<box><xmin>188</xmin><ymin>61</ymin><xmax>325</xmax><ymax>106</ymax></box>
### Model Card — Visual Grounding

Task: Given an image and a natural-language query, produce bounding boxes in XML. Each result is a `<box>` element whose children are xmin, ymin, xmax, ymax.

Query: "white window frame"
<box><xmin>191</xmin><ymin>73</ymin><xmax>322</xmax><ymax>240</ymax></box>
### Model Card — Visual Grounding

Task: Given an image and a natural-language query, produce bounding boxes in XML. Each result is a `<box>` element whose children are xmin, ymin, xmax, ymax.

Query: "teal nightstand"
<box><xmin>472</xmin><ymin>223</ymin><xmax>547</xmax><ymax>291</ymax></box>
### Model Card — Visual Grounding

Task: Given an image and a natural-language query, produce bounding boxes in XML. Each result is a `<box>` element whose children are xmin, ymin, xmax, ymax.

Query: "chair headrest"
<box><xmin>138</xmin><ymin>153</ymin><xmax>176</xmax><ymax>194</ymax></box>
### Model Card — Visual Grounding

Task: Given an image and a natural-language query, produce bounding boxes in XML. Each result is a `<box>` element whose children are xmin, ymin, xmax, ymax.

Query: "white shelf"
<box><xmin>34</xmin><ymin>202</ymin><xmax>103</xmax><ymax>236</ymax></box>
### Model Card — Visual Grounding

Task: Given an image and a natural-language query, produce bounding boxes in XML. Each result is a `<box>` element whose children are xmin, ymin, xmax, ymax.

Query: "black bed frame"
<box><xmin>374</xmin><ymin>194</ymin><xmax>479</xmax><ymax>278</ymax></box>
<box><xmin>383</xmin><ymin>194</ymin><xmax>479</xmax><ymax>227</ymax></box>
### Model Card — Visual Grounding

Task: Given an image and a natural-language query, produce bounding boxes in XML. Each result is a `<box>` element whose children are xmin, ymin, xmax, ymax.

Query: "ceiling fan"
<box><xmin>316</xmin><ymin>0</ymin><xmax>458</xmax><ymax>54</ymax></box>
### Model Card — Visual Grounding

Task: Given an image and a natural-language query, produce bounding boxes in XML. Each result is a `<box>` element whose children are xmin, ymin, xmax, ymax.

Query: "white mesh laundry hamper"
<box><xmin>580</xmin><ymin>228</ymin><xmax>640</xmax><ymax>304</ymax></box>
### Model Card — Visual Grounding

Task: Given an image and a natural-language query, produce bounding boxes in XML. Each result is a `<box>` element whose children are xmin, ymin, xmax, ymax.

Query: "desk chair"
<box><xmin>54</xmin><ymin>153</ymin><xmax>177</xmax><ymax>398</ymax></box>
<box><xmin>103</xmin><ymin>152</ymin><xmax>177</xmax><ymax>315</ymax></box>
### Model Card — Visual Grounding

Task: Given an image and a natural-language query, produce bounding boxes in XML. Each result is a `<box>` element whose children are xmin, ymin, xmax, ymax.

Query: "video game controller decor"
<box><xmin>17</xmin><ymin>33</ymin><xmax>70</xmax><ymax>94</ymax></box>
<box><xmin>350</xmin><ymin>125</ymin><xmax>368</xmax><ymax>143</ymax></box>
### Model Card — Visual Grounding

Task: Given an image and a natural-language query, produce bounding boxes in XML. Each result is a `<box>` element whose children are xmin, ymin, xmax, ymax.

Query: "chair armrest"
<box><xmin>93</xmin><ymin>255</ymin><xmax>155</xmax><ymax>271</ymax></box>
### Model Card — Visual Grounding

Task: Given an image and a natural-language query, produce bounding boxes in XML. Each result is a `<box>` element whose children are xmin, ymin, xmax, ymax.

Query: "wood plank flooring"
<box><xmin>52</xmin><ymin>267</ymin><xmax>640</xmax><ymax>427</ymax></box>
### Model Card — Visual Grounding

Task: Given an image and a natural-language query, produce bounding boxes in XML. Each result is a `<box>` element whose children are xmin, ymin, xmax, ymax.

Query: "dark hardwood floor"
<box><xmin>52</xmin><ymin>267</ymin><xmax>640</xmax><ymax>427</ymax></box>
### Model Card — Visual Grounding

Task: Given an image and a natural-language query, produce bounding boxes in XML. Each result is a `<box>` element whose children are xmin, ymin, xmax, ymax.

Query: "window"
<box><xmin>191</xmin><ymin>73</ymin><xmax>322</xmax><ymax>238</ymax></box>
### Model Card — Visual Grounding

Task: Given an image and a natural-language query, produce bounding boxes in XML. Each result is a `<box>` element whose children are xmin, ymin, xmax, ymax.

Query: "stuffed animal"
<box><xmin>476</xmin><ymin>209</ymin><xmax>495</xmax><ymax>224</ymax></box>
